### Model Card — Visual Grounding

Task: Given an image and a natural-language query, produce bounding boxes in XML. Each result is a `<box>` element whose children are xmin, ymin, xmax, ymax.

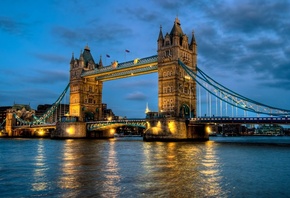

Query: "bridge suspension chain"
<box><xmin>33</xmin><ymin>83</ymin><xmax>70</xmax><ymax>124</ymax></box>
<box><xmin>0</xmin><ymin>118</ymin><xmax>6</xmax><ymax>127</ymax></box>
<box><xmin>178</xmin><ymin>59</ymin><xmax>290</xmax><ymax>116</ymax></box>
<box><xmin>14</xmin><ymin>83</ymin><xmax>70</xmax><ymax>126</ymax></box>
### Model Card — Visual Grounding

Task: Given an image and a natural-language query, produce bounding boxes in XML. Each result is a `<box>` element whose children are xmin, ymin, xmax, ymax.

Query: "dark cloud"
<box><xmin>3</xmin><ymin>67</ymin><xmax>69</xmax><ymax>86</ymax></box>
<box><xmin>0</xmin><ymin>87</ymin><xmax>61</xmax><ymax>108</ymax></box>
<box><xmin>153</xmin><ymin>0</ymin><xmax>203</xmax><ymax>11</ymax></box>
<box><xmin>120</xmin><ymin>7</ymin><xmax>160</xmax><ymax>22</ymax></box>
<box><xmin>32</xmin><ymin>53</ymin><xmax>68</xmax><ymax>63</ymax></box>
<box><xmin>125</xmin><ymin>91</ymin><xmax>147</xmax><ymax>101</ymax></box>
<box><xmin>205</xmin><ymin>1</ymin><xmax>290</xmax><ymax>33</ymax></box>
<box><xmin>51</xmin><ymin>23</ymin><xmax>133</xmax><ymax>47</ymax></box>
<box><xmin>24</xmin><ymin>70</ymin><xmax>68</xmax><ymax>84</ymax></box>
<box><xmin>194</xmin><ymin>0</ymin><xmax>290</xmax><ymax>92</ymax></box>
<box><xmin>259</xmin><ymin>78</ymin><xmax>290</xmax><ymax>90</ymax></box>
<box><xmin>117</xmin><ymin>78</ymin><xmax>157</xmax><ymax>89</ymax></box>
<box><xmin>0</xmin><ymin>16</ymin><xmax>27</xmax><ymax>36</ymax></box>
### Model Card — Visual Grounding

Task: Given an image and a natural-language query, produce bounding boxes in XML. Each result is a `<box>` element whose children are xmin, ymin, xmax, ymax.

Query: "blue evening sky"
<box><xmin>1</xmin><ymin>0</ymin><xmax>290</xmax><ymax>118</ymax></box>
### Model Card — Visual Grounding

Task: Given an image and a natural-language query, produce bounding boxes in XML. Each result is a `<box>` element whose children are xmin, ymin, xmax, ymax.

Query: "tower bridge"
<box><xmin>4</xmin><ymin>18</ymin><xmax>290</xmax><ymax>140</ymax></box>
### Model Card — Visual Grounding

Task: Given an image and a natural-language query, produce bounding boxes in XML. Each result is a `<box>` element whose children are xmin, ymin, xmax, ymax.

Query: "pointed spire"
<box><xmin>145</xmin><ymin>102</ymin><xmax>150</xmax><ymax>114</ymax></box>
<box><xmin>190</xmin><ymin>30</ymin><xmax>196</xmax><ymax>45</ymax></box>
<box><xmin>170</xmin><ymin>17</ymin><xmax>183</xmax><ymax>36</ymax></box>
<box><xmin>189</xmin><ymin>30</ymin><xmax>197</xmax><ymax>51</ymax></box>
<box><xmin>84</xmin><ymin>43</ymin><xmax>90</xmax><ymax>51</ymax></box>
<box><xmin>98</xmin><ymin>55</ymin><xmax>103</xmax><ymax>68</ymax></box>
<box><xmin>70</xmin><ymin>52</ymin><xmax>74</xmax><ymax>64</ymax></box>
<box><xmin>158</xmin><ymin>25</ymin><xmax>163</xmax><ymax>41</ymax></box>
<box><xmin>79</xmin><ymin>49</ymin><xmax>84</xmax><ymax>60</ymax></box>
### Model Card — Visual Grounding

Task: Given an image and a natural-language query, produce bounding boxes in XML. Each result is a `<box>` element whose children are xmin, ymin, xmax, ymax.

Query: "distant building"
<box><xmin>102</xmin><ymin>103</ymin><xmax>116</xmax><ymax>120</ymax></box>
<box><xmin>0</xmin><ymin>106</ymin><xmax>12</xmax><ymax>128</ymax></box>
<box><xmin>12</xmin><ymin>104</ymin><xmax>32</xmax><ymax>111</ymax></box>
<box><xmin>1</xmin><ymin>104</ymin><xmax>34</xmax><ymax>126</ymax></box>
<box><xmin>256</xmin><ymin>124</ymin><xmax>284</xmax><ymax>135</ymax></box>
<box><xmin>35</xmin><ymin>104</ymin><xmax>69</xmax><ymax>123</ymax></box>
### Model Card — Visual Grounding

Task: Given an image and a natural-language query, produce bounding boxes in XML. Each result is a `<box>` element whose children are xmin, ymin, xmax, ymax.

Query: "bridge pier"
<box><xmin>143</xmin><ymin>117</ymin><xmax>209</xmax><ymax>142</ymax></box>
<box><xmin>5</xmin><ymin>110</ymin><xmax>15</xmax><ymax>136</ymax></box>
<box><xmin>52</xmin><ymin>116</ymin><xmax>86</xmax><ymax>139</ymax></box>
<box><xmin>87</xmin><ymin>129</ymin><xmax>115</xmax><ymax>138</ymax></box>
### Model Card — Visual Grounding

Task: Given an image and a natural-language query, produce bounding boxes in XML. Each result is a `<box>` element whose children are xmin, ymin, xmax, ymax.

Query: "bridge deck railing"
<box><xmin>192</xmin><ymin>117</ymin><xmax>290</xmax><ymax>124</ymax></box>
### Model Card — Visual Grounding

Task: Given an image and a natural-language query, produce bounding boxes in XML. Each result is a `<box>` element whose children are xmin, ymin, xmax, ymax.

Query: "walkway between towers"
<box><xmin>81</xmin><ymin>55</ymin><xmax>158</xmax><ymax>80</ymax></box>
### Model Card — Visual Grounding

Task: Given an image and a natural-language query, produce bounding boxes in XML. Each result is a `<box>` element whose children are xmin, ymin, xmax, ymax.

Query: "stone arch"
<box><xmin>179</xmin><ymin>104</ymin><xmax>190</xmax><ymax>118</ymax></box>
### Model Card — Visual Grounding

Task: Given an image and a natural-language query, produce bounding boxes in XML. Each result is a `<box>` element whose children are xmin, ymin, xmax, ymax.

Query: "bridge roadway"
<box><xmin>86</xmin><ymin>119</ymin><xmax>146</xmax><ymax>131</ymax></box>
<box><xmin>194</xmin><ymin>117</ymin><xmax>290</xmax><ymax>124</ymax></box>
<box><xmin>12</xmin><ymin>117</ymin><xmax>290</xmax><ymax>131</ymax></box>
<box><xmin>13</xmin><ymin>123</ymin><xmax>56</xmax><ymax>129</ymax></box>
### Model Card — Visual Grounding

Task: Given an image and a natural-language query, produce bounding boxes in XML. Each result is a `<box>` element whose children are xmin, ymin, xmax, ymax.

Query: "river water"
<box><xmin>1</xmin><ymin>136</ymin><xmax>290</xmax><ymax>197</ymax></box>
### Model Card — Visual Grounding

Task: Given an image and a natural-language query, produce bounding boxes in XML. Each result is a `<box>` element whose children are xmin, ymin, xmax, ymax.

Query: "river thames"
<box><xmin>1</xmin><ymin>136</ymin><xmax>290</xmax><ymax>197</ymax></box>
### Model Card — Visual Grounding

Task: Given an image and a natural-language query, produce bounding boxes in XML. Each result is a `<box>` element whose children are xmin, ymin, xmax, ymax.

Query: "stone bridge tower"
<box><xmin>157</xmin><ymin>18</ymin><xmax>197</xmax><ymax>118</ymax></box>
<box><xmin>143</xmin><ymin>18</ymin><xmax>207</xmax><ymax>141</ymax></box>
<box><xmin>69</xmin><ymin>45</ymin><xmax>103</xmax><ymax>121</ymax></box>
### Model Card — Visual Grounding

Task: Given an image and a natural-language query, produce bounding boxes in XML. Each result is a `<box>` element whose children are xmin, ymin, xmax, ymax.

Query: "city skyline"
<box><xmin>1</xmin><ymin>0</ymin><xmax>290</xmax><ymax>118</ymax></box>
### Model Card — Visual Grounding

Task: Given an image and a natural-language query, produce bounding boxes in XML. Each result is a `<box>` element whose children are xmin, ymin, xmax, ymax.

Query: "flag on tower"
<box><xmin>106</xmin><ymin>54</ymin><xmax>110</xmax><ymax>58</ymax></box>
<box><xmin>125</xmin><ymin>49</ymin><xmax>130</xmax><ymax>53</ymax></box>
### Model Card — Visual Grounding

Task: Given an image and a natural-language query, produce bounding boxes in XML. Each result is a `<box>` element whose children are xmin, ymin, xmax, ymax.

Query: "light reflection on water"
<box><xmin>32</xmin><ymin>140</ymin><xmax>48</xmax><ymax>191</ymax></box>
<box><xmin>1</xmin><ymin>137</ymin><xmax>290</xmax><ymax>197</ymax></box>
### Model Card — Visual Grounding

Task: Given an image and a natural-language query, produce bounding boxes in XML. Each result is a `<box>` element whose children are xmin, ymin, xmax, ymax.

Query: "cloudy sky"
<box><xmin>1</xmin><ymin>0</ymin><xmax>290</xmax><ymax>118</ymax></box>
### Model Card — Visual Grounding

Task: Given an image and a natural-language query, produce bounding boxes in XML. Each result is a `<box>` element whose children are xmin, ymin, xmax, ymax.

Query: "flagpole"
<box><xmin>125</xmin><ymin>49</ymin><xmax>130</xmax><ymax>62</ymax></box>
<box><xmin>106</xmin><ymin>54</ymin><xmax>110</xmax><ymax>66</ymax></box>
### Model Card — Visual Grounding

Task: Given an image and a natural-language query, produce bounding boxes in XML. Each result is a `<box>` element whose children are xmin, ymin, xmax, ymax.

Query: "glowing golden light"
<box><xmin>66</xmin><ymin>127</ymin><xmax>74</xmax><ymax>134</ymax></box>
<box><xmin>152</xmin><ymin>127</ymin><xmax>161</xmax><ymax>134</ymax></box>
<box><xmin>146</xmin><ymin>121</ymin><xmax>151</xmax><ymax>128</ymax></box>
<box><xmin>168</xmin><ymin>121</ymin><xmax>176</xmax><ymax>134</ymax></box>
<box><xmin>38</xmin><ymin>129</ymin><xmax>45</xmax><ymax>136</ymax></box>
<box><xmin>108</xmin><ymin>117</ymin><xmax>112</xmax><ymax>121</ymax></box>
<box><xmin>110</xmin><ymin>128</ymin><xmax>115</xmax><ymax>135</ymax></box>
<box><xmin>134</xmin><ymin>58</ymin><xmax>140</xmax><ymax>64</ymax></box>
<box><xmin>157</xmin><ymin>121</ymin><xmax>161</xmax><ymax>128</ymax></box>
<box><xmin>206</xmin><ymin>126</ymin><xmax>211</xmax><ymax>134</ymax></box>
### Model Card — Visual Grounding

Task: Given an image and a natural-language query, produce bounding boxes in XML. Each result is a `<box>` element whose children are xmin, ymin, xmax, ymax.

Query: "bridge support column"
<box><xmin>186</xmin><ymin>121</ymin><xmax>209</xmax><ymax>141</ymax></box>
<box><xmin>143</xmin><ymin>118</ymin><xmax>208</xmax><ymax>141</ymax></box>
<box><xmin>5</xmin><ymin>110</ymin><xmax>15</xmax><ymax>137</ymax></box>
<box><xmin>87</xmin><ymin>129</ymin><xmax>115</xmax><ymax>138</ymax></box>
<box><xmin>52</xmin><ymin>118</ymin><xmax>86</xmax><ymax>139</ymax></box>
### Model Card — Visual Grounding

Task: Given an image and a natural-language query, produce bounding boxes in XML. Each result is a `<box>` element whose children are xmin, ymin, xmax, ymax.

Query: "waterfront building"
<box><xmin>0</xmin><ymin>106</ymin><xmax>11</xmax><ymax>129</ymax></box>
<box><xmin>102</xmin><ymin>103</ymin><xmax>115</xmax><ymax>121</ymax></box>
<box><xmin>256</xmin><ymin>124</ymin><xmax>284</xmax><ymax>135</ymax></box>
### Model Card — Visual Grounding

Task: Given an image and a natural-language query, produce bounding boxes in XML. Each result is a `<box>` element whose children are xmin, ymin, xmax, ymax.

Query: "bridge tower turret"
<box><xmin>157</xmin><ymin>18</ymin><xmax>197</xmax><ymax>118</ymax></box>
<box><xmin>69</xmin><ymin>45</ymin><xmax>103</xmax><ymax>121</ymax></box>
